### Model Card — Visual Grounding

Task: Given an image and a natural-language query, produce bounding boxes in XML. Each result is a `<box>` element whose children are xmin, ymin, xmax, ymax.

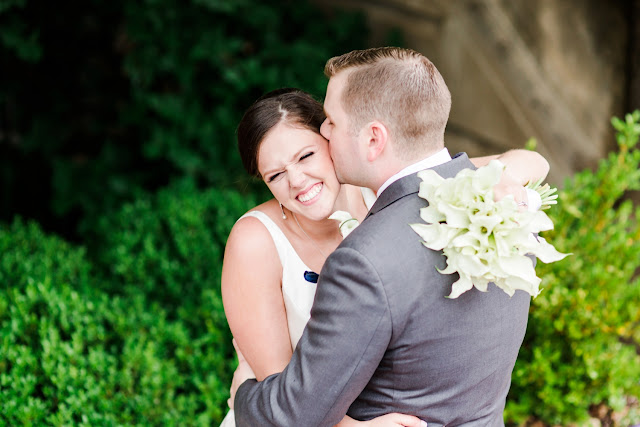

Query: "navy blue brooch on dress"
<box><xmin>303</xmin><ymin>271</ymin><xmax>319</xmax><ymax>284</ymax></box>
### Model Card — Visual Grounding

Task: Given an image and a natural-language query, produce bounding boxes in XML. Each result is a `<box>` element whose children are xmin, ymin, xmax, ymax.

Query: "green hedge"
<box><xmin>90</xmin><ymin>180</ymin><xmax>257</xmax><ymax>332</ymax></box>
<box><xmin>505</xmin><ymin>112</ymin><xmax>640</xmax><ymax>426</ymax></box>
<box><xmin>0</xmin><ymin>182</ymin><xmax>257</xmax><ymax>424</ymax></box>
<box><xmin>1</xmin><ymin>278</ymin><xmax>205</xmax><ymax>425</ymax></box>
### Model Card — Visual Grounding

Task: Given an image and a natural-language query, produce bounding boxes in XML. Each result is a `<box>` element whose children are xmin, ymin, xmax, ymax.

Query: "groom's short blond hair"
<box><xmin>324</xmin><ymin>47</ymin><xmax>451</xmax><ymax>159</ymax></box>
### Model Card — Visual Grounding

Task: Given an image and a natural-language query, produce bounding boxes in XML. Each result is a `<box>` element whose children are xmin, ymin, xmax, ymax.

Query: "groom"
<box><xmin>234</xmin><ymin>47</ymin><xmax>531</xmax><ymax>426</ymax></box>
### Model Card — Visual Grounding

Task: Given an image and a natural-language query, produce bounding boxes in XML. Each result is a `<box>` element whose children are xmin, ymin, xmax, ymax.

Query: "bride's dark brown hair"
<box><xmin>237</xmin><ymin>88</ymin><xmax>326</xmax><ymax>178</ymax></box>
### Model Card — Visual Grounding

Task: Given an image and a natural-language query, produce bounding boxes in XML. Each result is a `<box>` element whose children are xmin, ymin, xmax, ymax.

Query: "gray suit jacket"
<box><xmin>235</xmin><ymin>153</ymin><xmax>530</xmax><ymax>426</ymax></box>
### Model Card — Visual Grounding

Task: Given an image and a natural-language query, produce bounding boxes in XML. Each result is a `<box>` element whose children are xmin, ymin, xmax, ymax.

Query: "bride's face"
<box><xmin>257</xmin><ymin>122</ymin><xmax>341</xmax><ymax>222</ymax></box>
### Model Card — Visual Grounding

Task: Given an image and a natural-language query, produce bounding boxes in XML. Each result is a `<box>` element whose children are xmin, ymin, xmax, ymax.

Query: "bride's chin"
<box><xmin>297</xmin><ymin>211</ymin><xmax>327</xmax><ymax>222</ymax></box>
<box><xmin>296</xmin><ymin>207</ymin><xmax>334</xmax><ymax>223</ymax></box>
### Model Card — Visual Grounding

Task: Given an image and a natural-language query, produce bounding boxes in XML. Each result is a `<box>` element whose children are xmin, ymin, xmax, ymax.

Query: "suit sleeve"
<box><xmin>234</xmin><ymin>246</ymin><xmax>392</xmax><ymax>427</ymax></box>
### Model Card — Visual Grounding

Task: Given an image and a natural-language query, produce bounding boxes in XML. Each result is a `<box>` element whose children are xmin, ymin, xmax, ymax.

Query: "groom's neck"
<box><xmin>371</xmin><ymin>146</ymin><xmax>447</xmax><ymax>195</ymax></box>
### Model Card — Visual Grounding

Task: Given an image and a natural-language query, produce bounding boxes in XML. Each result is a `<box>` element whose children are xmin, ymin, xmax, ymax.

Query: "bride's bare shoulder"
<box><xmin>227</xmin><ymin>199</ymin><xmax>280</xmax><ymax>252</ymax></box>
<box><xmin>222</xmin><ymin>203</ymin><xmax>282</xmax><ymax>294</ymax></box>
<box><xmin>341</xmin><ymin>185</ymin><xmax>371</xmax><ymax>220</ymax></box>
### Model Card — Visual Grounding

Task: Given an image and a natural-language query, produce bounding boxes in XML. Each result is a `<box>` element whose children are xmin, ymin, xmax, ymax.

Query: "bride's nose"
<box><xmin>288</xmin><ymin>165</ymin><xmax>306</xmax><ymax>188</ymax></box>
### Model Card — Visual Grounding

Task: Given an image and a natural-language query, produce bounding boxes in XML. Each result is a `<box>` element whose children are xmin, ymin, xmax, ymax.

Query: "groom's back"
<box><xmin>342</xmin><ymin>160</ymin><xmax>530</xmax><ymax>426</ymax></box>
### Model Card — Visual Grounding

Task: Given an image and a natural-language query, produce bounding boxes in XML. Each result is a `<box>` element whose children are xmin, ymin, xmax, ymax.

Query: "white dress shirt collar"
<box><xmin>376</xmin><ymin>148</ymin><xmax>452</xmax><ymax>197</ymax></box>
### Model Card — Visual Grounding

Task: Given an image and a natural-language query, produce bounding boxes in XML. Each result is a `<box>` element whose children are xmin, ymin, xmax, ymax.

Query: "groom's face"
<box><xmin>321</xmin><ymin>72</ymin><xmax>363</xmax><ymax>186</ymax></box>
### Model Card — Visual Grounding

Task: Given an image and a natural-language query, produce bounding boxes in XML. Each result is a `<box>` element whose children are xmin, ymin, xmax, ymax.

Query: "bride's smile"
<box><xmin>296</xmin><ymin>183</ymin><xmax>323</xmax><ymax>204</ymax></box>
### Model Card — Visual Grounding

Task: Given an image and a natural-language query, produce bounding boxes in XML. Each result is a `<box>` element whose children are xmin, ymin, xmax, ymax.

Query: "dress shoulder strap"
<box><xmin>237</xmin><ymin>210</ymin><xmax>298</xmax><ymax>267</ymax></box>
<box><xmin>360</xmin><ymin>187</ymin><xmax>377</xmax><ymax>210</ymax></box>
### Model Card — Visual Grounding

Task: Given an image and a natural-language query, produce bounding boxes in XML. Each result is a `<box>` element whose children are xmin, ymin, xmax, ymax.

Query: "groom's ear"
<box><xmin>365</xmin><ymin>121</ymin><xmax>388</xmax><ymax>162</ymax></box>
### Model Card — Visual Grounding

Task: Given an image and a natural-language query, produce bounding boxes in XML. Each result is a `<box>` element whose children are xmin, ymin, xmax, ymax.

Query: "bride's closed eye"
<box><xmin>266</xmin><ymin>152</ymin><xmax>314</xmax><ymax>183</ymax></box>
<box><xmin>267</xmin><ymin>172</ymin><xmax>283</xmax><ymax>183</ymax></box>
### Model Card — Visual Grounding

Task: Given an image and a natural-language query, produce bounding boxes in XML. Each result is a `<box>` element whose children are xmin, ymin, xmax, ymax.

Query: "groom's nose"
<box><xmin>320</xmin><ymin>119</ymin><xmax>331</xmax><ymax>140</ymax></box>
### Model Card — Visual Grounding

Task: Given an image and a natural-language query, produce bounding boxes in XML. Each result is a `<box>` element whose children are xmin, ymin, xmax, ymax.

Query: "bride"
<box><xmin>220</xmin><ymin>88</ymin><xmax>549</xmax><ymax>427</ymax></box>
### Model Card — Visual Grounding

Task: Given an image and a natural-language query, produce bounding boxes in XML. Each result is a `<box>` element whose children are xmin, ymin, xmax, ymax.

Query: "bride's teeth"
<box><xmin>298</xmin><ymin>183</ymin><xmax>322</xmax><ymax>202</ymax></box>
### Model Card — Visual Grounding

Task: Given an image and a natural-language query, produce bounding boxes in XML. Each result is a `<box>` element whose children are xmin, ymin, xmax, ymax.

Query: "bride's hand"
<box><xmin>336</xmin><ymin>414</ymin><xmax>427</xmax><ymax>427</ymax></box>
<box><xmin>362</xmin><ymin>413</ymin><xmax>427</xmax><ymax>427</ymax></box>
<box><xmin>493</xmin><ymin>169</ymin><xmax>529</xmax><ymax>211</ymax></box>
<box><xmin>471</xmin><ymin>148</ymin><xmax>549</xmax><ymax>211</ymax></box>
<box><xmin>227</xmin><ymin>339</ymin><xmax>256</xmax><ymax>410</ymax></box>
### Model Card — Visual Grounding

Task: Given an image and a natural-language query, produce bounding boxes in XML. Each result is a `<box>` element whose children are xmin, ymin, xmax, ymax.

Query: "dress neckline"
<box><xmin>239</xmin><ymin>210</ymin><xmax>318</xmax><ymax>281</ymax></box>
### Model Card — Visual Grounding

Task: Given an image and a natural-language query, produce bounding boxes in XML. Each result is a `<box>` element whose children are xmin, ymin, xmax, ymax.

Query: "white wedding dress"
<box><xmin>219</xmin><ymin>210</ymin><xmax>319</xmax><ymax>427</ymax></box>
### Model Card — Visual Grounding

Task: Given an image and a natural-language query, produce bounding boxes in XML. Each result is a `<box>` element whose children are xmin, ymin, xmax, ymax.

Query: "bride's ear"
<box><xmin>365</xmin><ymin>121</ymin><xmax>388</xmax><ymax>162</ymax></box>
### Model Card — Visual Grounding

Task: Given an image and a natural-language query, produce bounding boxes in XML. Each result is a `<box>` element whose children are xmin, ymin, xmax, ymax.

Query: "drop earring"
<box><xmin>280</xmin><ymin>202</ymin><xmax>287</xmax><ymax>220</ymax></box>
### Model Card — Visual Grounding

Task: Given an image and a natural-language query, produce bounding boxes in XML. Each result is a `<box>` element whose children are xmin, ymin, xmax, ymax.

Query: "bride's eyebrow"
<box><xmin>261</xmin><ymin>145</ymin><xmax>315</xmax><ymax>177</ymax></box>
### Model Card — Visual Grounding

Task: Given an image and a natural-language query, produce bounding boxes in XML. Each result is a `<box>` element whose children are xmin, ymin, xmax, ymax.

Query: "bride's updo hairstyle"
<box><xmin>237</xmin><ymin>88</ymin><xmax>326</xmax><ymax>178</ymax></box>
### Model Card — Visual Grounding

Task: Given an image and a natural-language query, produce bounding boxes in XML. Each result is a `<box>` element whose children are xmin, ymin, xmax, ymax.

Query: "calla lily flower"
<box><xmin>410</xmin><ymin>160</ymin><xmax>570</xmax><ymax>298</ymax></box>
<box><xmin>329</xmin><ymin>211</ymin><xmax>360</xmax><ymax>238</ymax></box>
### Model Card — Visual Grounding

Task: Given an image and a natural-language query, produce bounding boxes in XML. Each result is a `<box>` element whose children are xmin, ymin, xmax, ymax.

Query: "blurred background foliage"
<box><xmin>0</xmin><ymin>0</ymin><xmax>368</xmax><ymax>239</ymax></box>
<box><xmin>1</xmin><ymin>0</ymin><xmax>639</xmax><ymax>425</ymax></box>
<box><xmin>506</xmin><ymin>111</ymin><xmax>640</xmax><ymax>426</ymax></box>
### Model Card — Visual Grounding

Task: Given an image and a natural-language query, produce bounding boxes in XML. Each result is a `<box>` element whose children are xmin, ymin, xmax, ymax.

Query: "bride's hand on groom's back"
<box><xmin>337</xmin><ymin>413</ymin><xmax>427</xmax><ymax>427</ymax></box>
<box><xmin>365</xmin><ymin>413</ymin><xmax>427</xmax><ymax>427</ymax></box>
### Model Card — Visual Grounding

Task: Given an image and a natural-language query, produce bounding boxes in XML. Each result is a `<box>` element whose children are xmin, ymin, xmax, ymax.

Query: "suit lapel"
<box><xmin>364</xmin><ymin>152</ymin><xmax>472</xmax><ymax>220</ymax></box>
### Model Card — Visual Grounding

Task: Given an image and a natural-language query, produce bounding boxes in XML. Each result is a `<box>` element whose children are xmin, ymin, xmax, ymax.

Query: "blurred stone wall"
<box><xmin>313</xmin><ymin>0</ymin><xmax>636</xmax><ymax>185</ymax></box>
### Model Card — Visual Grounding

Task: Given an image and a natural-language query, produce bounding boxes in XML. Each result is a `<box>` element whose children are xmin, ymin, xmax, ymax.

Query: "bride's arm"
<box><xmin>470</xmin><ymin>149</ymin><xmax>550</xmax><ymax>185</ymax></box>
<box><xmin>221</xmin><ymin>215</ymin><xmax>293</xmax><ymax>382</ymax></box>
<box><xmin>224</xmin><ymin>216</ymin><xmax>426</xmax><ymax>427</ymax></box>
<box><xmin>471</xmin><ymin>149</ymin><xmax>549</xmax><ymax>207</ymax></box>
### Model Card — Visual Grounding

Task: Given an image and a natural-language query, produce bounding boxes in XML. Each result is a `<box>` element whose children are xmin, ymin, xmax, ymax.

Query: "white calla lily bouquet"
<box><xmin>410</xmin><ymin>160</ymin><xmax>569</xmax><ymax>299</ymax></box>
